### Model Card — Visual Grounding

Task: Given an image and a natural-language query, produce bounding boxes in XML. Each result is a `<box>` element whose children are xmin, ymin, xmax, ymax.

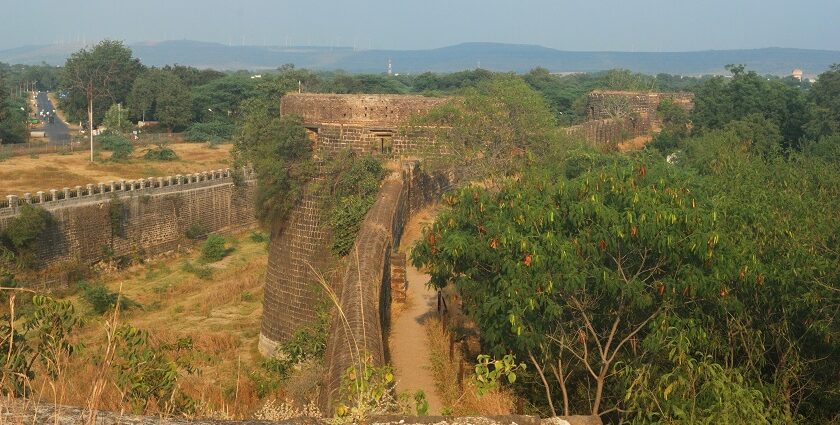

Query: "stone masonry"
<box><xmin>319</xmin><ymin>161</ymin><xmax>451</xmax><ymax>413</ymax></box>
<box><xmin>280</xmin><ymin>93</ymin><xmax>449</xmax><ymax>157</ymax></box>
<box><xmin>259</xmin><ymin>94</ymin><xmax>451</xmax><ymax>356</ymax></box>
<box><xmin>0</xmin><ymin>169</ymin><xmax>256</xmax><ymax>286</ymax></box>
<box><xmin>586</xmin><ymin>90</ymin><xmax>694</xmax><ymax>121</ymax></box>
<box><xmin>566</xmin><ymin>90</ymin><xmax>694</xmax><ymax>145</ymax></box>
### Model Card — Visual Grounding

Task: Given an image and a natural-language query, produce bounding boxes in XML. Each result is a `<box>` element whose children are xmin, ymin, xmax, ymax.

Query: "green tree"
<box><xmin>234</xmin><ymin>99</ymin><xmax>315</xmax><ymax>224</ymax></box>
<box><xmin>806</xmin><ymin>64</ymin><xmax>840</xmax><ymax>138</ymax></box>
<box><xmin>190</xmin><ymin>75</ymin><xmax>255</xmax><ymax>124</ymax></box>
<box><xmin>411</xmin><ymin>141</ymin><xmax>840</xmax><ymax>420</ymax></box>
<box><xmin>61</xmin><ymin>40</ymin><xmax>142</xmax><ymax>162</ymax></box>
<box><xmin>129</xmin><ymin>68</ymin><xmax>192</xmax><ymax>131</ymax></box>
<box><xmin>416</xmin><ymin>75</ymin><xmax>559</xmax><ymax>182</ymax></box>
<box><xmin>691</xmin><ymin>65</ymin><xmax>807</xmax><ymax>149</ymax></box>
<box><xmin>101</xmin><ymin>103</ymin><xmax>131</xmax><ymax>134</ymax></box>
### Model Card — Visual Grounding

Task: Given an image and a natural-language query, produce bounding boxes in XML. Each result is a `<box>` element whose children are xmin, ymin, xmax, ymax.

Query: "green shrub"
<box><xmin>5</xmin><ymin>204</ymin><xmax>51</xmax><ymax>251</ymax></box>
<box><xmin>184</xmin><ymin>223</ymin><xmax>207</xmax><ymax>240</ymax></box>
<box><xmin>113</xmin><ymin>325</ymin><xmax>195</xmax><ymax>414</ymax></box>
<box><xmin>184</xmin><ymin>120</ymin><xmax>234</xmax><ymax>142</ymax></box>
<box><xmin>143</xmin><ymin>143</ymin><xmax>179</xmax><ymax>161</ymax></box>
<box><xmin>3</xmin><ymin>204</ymin><xmax>52</xmax><ymax>267</ymax></box>
<box><xmin>78</xmin><ymin>282</ymin><xmax>141</xmax><ymax>314</ymax></box>
<box><xmin>200</xmin><ymin>234</ymin><xmax>230</xmax><ymax>262</ymax></box>
<box><xmin>181</xmin><ymin>261</ymin><xmax>213</xmax><ymax>280</ymax></box>
<box><xmin>99</xmin><ymin>133</ymin><xmax>134</xmax><ymax>161</ymax></box>
<box><xmin>322</xmin><ymin>152</ymin><xmax>385</xmax><ymax>257</ymax></box>
<box><xmin>249</xmin><ymin>231</ymin><xmax>268</xmax><ymax>243</ymax></box>
<box><xmin>327</xmin><ymin>195</ymin><xmax>372</xmax><ymax>256</ymax></box>
<box><xmin>97</xmin><ymin>133</ymin><xmax>127</xmax><ymax>151</ymax></box>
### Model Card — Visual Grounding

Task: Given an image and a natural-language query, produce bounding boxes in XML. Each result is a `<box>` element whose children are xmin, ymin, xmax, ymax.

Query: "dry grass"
<box><xmin>17</xmin><ymin>227</ymin><xmax>277</xmax><ymax>419</ymax></box>
<box><xmin>0</xmin><ymin>143</ymin><xmax>232</xmax><ymax>195</ymax></box>
<box><xmin>425</xmin><ymin>316</ymin><xmax>517</xmax><ymax>416</ymax></box>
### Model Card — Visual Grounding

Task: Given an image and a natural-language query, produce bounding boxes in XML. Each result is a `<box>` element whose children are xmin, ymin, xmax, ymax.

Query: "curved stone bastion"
<box><xmin>259</xmin><ymin>93</ymin><xmax>452</xmax><ymax>356</ymax></box>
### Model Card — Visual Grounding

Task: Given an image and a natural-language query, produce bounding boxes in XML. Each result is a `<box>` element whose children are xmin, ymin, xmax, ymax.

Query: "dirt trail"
<box><xmin>390</xmin><ymin>207</ymin><xmax>442</xmax><ymax>414</ymax></box>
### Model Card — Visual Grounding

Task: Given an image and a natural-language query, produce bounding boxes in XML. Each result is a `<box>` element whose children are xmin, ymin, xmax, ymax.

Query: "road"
<box><xmin>34</xmin><ymin>91</ymin><xmax>71</xmax><ymax>145</ymax></box>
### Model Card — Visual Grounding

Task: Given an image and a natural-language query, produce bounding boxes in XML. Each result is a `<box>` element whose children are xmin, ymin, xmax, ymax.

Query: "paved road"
<box><xmin>34</xmin><ymin>91</ymin><xmax>71</xmax><ymax>145</ymax></box>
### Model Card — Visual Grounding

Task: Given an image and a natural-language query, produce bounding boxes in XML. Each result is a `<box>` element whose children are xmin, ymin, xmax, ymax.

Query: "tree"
<box><xmin>415</xmin><ymin>75</ymin><xmax>559</xmax><ymax>182</ymax></box>
<box><xmin>806</xmin><ymin>64</ymin><xmax>840</xmax><ymax>138</ymax></box>
<box><xmin>102</xmin><ymin>103</ymin><xmax>131</xmax><ymax>134</ymax></box>
<box><xmin>234</xmin><ymin>97</ymin><xmax>315</xmax><ymax>224</ymax></box>
<box><xmin>0</xmin><ymin>69</ymin><xmax>28</xmax><ymax>145</ymax></box>
<box><xmin>128</xmin><ymin>69</ymin><xmax>192</xmax><ymax>131</ymax></box>
<box><xmin>127</xmin><ymin>70</ymin><xmax>157</xmax><ymax>122</ymax></box>
<box><xmin>61</xmin><ymin>40</ymin><xmax>142</xmax><ymax>162</ymax></box>
<box><xmin>190</xmin><ymin>75</ymin><xmax>255</xmax><ymax>124</ymax></box>
<box><xmin>691</xmin><ymin>65</ymin><xmax>807</xmax><ymax>149</ymax></box>
<box><xmin>155</xmin><ymin>73</ymin><xmax>192</xmax><ymax>131</ymax></box>
<box><xmin>411</xmin><ymin>141</ymin><xmax>840</xmax><ymax>420</ymax></box>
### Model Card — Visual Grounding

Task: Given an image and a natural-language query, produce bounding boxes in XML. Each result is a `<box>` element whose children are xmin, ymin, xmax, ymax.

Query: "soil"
<box><xmin>389</xmin><ymin>207</ymin><xmax>443</xmax><ymax>414</ymax></box>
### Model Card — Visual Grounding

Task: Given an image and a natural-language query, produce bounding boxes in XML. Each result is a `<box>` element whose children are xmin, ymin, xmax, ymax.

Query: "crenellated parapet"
<box><xmin>0</xmin><ymin>167</ymin><xmax>258</xmax><ymax>287</ymax></box>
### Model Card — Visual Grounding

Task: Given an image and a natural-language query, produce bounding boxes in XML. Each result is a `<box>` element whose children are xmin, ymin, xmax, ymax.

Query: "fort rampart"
<box><xmin>260</xmin><ymin>94</ymin><xmax>450</xmax><ymax>354</ymax></box>
<box><xmin>281</xmin><ymin>93</ymin><xmax>449</xmax><ymax>157</ymax></box>
<box><xmin>0</xmin><ymin>169</ymin><xmax>256</xmax><ymax>285</ymax></box>
<box><xmin>318</xmin><ymin>161</ymin><xmax>451</xmax><ymax>413</ymax></box>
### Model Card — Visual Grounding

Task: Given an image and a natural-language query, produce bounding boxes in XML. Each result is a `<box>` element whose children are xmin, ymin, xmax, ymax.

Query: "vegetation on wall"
<box><xmin>1</xmin><ymin>204</ymin><xmax>52</xmax><ymax>269</ymax></box>
<box><xmin>234</xmin><ymin>102</ymin><xmax>315</xmax><ymax>226</ymax></box>
<box><xmin>321</xmin><ymin>151</ymin><xmax>385</xmax><ymax>257</ymax></box>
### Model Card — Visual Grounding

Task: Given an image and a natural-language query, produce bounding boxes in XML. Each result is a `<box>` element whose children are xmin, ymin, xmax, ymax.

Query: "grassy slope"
<box><xmin>27</xmin><ymin>229</ymin><xmax>273</xmax><ymax>418</ymax></box>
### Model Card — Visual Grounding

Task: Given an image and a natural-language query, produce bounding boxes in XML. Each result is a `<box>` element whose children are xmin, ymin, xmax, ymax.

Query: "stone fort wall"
<box><xmin>568</xmin><ymin>90</ymin><xmax>694</xmax><ymax>146</ymax></box>
<box><xmin>0</xmin><ymin>169</ymin><xmax>256</xmax><ymax>286</ymax></box>
<box><xmin>259</xmin><ymin>94</ymin><xmax>452</xmax><ymax>355</ymax></box>
<box><xmin>565</xmin><ymin>115</ymin><xmax>653</xmax><ymax>146</ymax></box>
<box><xmin>586</xmin><ymin>90</ymin><xmax>694</xmax><ymax>121</ymax></box>
<box><xmin>319</xmin><ymin>161</ymin><xmax>452</xmax><ymax>413</ymax></box>
<box><xmin>281</xmin><ymin>93</ymin><xmax>449</xmax><ymax>157</ymax></box>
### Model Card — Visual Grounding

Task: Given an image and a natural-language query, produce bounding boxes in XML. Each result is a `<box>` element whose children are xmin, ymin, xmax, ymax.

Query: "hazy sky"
<box><xmin>2</xmin><ymin>0</ymin><xmax>839</xmax><ymax>51</ymax></box>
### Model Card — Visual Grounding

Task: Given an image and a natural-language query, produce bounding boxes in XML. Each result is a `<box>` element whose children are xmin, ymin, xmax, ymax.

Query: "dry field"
<box><xmin>0</xmin><ymin>143</ymin><xmax>232</xmax><ymax>196</ymax></box>
<box><xmin>21</xmin><ymin>228</ymin><xmax>276</xmax><ymax>419</ymax></box>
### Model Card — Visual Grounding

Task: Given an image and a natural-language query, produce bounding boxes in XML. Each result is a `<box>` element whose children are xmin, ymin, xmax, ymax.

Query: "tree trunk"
<box><xmin>88</xmin><ymin>98</ymin><xmax>94</xmax><ymax>163</ymax></box>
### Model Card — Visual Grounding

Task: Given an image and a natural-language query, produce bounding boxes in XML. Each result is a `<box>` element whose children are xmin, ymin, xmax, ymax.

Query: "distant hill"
<box><xmin>2</xmin><ymin>40</ymin><xmax>838</xmax><ymax>77</ymax></box>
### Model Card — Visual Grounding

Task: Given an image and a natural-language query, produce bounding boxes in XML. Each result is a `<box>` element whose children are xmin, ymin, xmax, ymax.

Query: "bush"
<box><xmin>249</xmin><ymin>231</ymin><xmax>268</xmax><ymax>243</ymax></box>
<box><xmin>5</xmin><ymin>204</ymin><xmax>51</xmax><ymax>251</ymax></box>
<box><xmin>322</xmin><ymin>152</ymin><xmax>385</xmax><ymax>257</ymax></box>
<box><xmin>113</xmin><ymin>325</ymin><xmax>195</xmax><ymax>414</ymax></box>
<box><xmin>200</xmin><ymin>234</ymin><xmax>230</xmax><ymax>262</ymax></box>
<box><xmin>98</xmin><ymin>133</ymin><xmax>134</xmax><ymax>161</ymax></box>
<box><xmin>79</xmin><ymin>282</ymin><xmax>141</xmax><ymax>314</ymax></box>
<box><xmin>184</xmin><ymin>120</ymin><xmax>235</xmax><ymax>142</ymax></box>
<box><xmin>143</xmin><ymin>143</ymin><xmax>179</xmax><ymax>161</ymax></box>
<box><xmin>184</xmin><ymin>223</ymin><xmax>207</xmax><ymax>240</ymax></box>
<box><xmin>3</xmin><ymin>204</ymin><xmax>52</xmax><ymax>267</ymax></box>
<box><xmin>181</xmin><ymin>261</ymin><xmax>213</xmax><ymax>280</ymax></box>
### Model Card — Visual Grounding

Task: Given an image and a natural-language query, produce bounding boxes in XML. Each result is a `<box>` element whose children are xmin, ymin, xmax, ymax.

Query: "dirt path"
<box><xmin>390</xmin><ymin>207</ymin><xmax>442</xmax><ymax>414</ymax></box>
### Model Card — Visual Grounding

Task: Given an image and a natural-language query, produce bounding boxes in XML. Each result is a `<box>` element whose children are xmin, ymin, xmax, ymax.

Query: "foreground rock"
<box><xmin>1</xmin><ymin>400</ymin><xmax>601</xmax><ymax>425</ymax></box>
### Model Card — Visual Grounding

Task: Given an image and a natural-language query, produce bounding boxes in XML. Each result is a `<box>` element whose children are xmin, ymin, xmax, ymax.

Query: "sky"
<box><xmin>2</xmin><ymin>0</ymin><xmax>839</xmax><ymax>52</ymax></box>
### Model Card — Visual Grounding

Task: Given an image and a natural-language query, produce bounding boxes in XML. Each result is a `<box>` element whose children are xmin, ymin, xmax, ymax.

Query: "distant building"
<box><xmin>791</xmin><ymin>69</ymin><xmax>804</xmax><ymax>82</ymax></box>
